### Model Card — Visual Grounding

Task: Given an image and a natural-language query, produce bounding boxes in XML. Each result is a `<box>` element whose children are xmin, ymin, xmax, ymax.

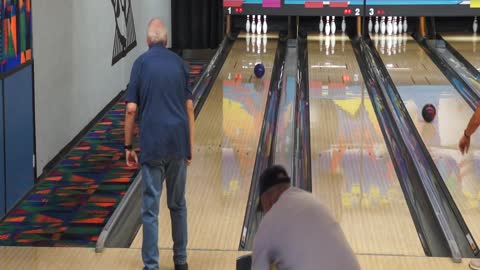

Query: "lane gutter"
<box><xmin>239</xmin><ymin>32</ymin><xmax>288</xmax><ymax>251</ymax></box>
<box><xmin>293</xmin><ymin>32</ymin><xmax>312</xmax><ymax>192</ymax></box>
<box><xmin>414</xmin><ymin>33</ymin><xmax>479</xmax><ymax>110</ymax></box>
<box><xmin>352</xmin><ymin>35</ymin><xmax>471</xmax><ymax>262</ymax></box>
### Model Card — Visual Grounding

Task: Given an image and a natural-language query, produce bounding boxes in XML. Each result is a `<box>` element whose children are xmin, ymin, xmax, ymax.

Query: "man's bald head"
<box><xmin>147</xmin><ymin>18</ymin><xmax>168</xmax><ymax>47</ymax></box>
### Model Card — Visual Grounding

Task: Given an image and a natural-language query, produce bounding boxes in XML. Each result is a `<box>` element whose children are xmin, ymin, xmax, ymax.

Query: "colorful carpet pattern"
<box><xmin>0</xmin><ymin>60</ymin><xmax>207</xmax><ymax>247</ymax></box>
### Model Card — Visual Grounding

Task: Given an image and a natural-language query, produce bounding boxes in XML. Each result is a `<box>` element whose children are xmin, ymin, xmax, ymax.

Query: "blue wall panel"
<box><xmin>4</xmin><ymin>65</ymin><xmax>34</xmax><ymax>211</ymax></box>
<box><xmin>0</xmin><ymin>80</ymin><xmax>4</xmax><ymax>217</ymax></box>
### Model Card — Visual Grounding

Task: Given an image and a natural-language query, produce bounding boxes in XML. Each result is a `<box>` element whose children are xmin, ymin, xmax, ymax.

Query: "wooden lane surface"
<box><xmin>0</xmin><ymin>246</ymin><xmax>473</xmax><ymax>270</ymax></box>
<box><xmin>374</xmin><ymin>34</ymin><xmax>480</xmax><ymax>251</ymax></box>
<box><xmin>371</xmin><ymin>34</ymin><xmax>447</xmax><ymax>85</ymax></box>
<box><xmin>442</xmin><ymin>33</ymin><xmax>480</xmax><ymax>73</ymax></box>
<box><xmin>308</xmin><ymin>34</ymin><xmax>424</xmax><ymax>256</ymax></box>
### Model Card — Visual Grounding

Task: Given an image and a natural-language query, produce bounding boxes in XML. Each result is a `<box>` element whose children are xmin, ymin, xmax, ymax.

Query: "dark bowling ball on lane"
<box><xmin>254</xmin><ymin>63</ymin><xmax>265</xmax><ymax>78</ymax></box>
<box><xmin>422</xmin><ymin>104</ymin><xmax>436</xmax><ymax>123</ymax></box>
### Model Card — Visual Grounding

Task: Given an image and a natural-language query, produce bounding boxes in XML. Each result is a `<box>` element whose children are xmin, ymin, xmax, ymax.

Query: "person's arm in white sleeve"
<box><xmin>251</xmin><ymin>226</ymin><xmax>272</xmax><ymax>270</ymax></box>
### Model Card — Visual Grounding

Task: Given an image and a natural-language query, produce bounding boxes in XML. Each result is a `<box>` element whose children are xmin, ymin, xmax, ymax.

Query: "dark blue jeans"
<box><xmin>141</xmin><ymin>158</ymin><xmax>188</xmax><ymax>270</ymax></box>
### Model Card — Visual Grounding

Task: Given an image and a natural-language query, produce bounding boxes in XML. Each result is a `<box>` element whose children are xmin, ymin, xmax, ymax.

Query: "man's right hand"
<box><xmin>187</xmin><ymin>154</ymin><xmax>192</xmax><ymax>166</ymax></box>
<box><xmin>459</xmin><ymin>135</ymin><xmax>471</xmax><ymax>155</ymax></box>
<box><xmin>185</xmin><ymin>99</ymin><xmax>194</xmax><ymax>167</ymax></box>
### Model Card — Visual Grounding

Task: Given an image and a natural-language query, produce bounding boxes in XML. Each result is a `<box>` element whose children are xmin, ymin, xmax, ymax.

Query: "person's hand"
<box><xmin>126</xmin><ymin>150</ymin><xmax>139</xmax><ymax>167</ymax></box>
<box><xmin>459</xmin><ymin>135</ymin><xmax>471</xmax><ymax>155</ymax></box>
<box><xmin>187</xmin><ymin>156</ymin><xmax>192</xmax><ymax>166</ymax></box>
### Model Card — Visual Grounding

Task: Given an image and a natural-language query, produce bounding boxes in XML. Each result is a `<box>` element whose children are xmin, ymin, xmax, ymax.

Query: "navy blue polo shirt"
<box><xmin>126</xmin><ymin>43</ymin><xmax>192</xmax><ymax>164</ymax></box>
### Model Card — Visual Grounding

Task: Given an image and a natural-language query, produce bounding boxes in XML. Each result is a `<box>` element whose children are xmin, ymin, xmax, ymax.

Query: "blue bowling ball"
<box><xmin>254</xmin><ymin>63</ymin><xmax>265</xmax><ymax>78</ymax></box>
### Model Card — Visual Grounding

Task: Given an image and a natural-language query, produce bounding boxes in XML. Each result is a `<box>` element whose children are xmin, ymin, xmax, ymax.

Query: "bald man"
<box><xmin>124</xmin><ymin>19</ymin><xmax>194</xmax><ymax>270</ymax></box>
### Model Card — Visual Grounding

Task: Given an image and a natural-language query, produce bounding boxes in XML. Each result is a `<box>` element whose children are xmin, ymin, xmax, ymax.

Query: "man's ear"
<box><xmin>260</xmin><ymin>195</ymin><xmax>271</xmax><ymax>213</ymax></box>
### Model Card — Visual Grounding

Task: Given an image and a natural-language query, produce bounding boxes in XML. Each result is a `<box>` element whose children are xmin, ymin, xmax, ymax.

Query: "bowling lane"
<box><xmin>308</xmin><ymin>34</ymin><xmax>424</xmax><ymax>256</ymax></box>
<box><xmin>442</xmin><ymin>34</ymin><xmax>480</xmax><ymax>73</ymax></box>
<box><xmin>429</xmin><ymin>34</ymin><xmax>480</xmax><ymax>98</ymax></box>
<box><xmin>374</xmin><ymin>35</ymin><xmax>480</xmax><ymax>245</ymax></box>
<box><xmin>130</xmin><ymin>34</ymin><xmax>279</xmax><ymax>250</ymax></box>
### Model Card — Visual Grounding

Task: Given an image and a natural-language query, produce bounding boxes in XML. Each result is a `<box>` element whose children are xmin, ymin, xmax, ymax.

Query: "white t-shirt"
<box><xmin>252</xmin><ymin>187</ymin><xmax>360</xmax><ymax>270</ymax></box>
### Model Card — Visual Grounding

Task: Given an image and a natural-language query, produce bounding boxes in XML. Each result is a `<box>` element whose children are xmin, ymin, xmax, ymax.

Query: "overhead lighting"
<box><xmin>311</xmin><ymin>64</ymin><xmax>347</xmax><ymax>69</ymax></box>
<box><xmin>384</xmin><ymin>64</ymin><xmax>410</xmax><ymax>70</ymax></box>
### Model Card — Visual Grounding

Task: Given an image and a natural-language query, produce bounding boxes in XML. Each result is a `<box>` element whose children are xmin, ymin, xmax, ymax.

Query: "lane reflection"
<box><xmin>443</xmin><ymin>34</ymin><xmax>480</xmax><ymax>72</ymax></box>
<box><xmin>400</xmin><ymin>86</ymin><xmax>480</xmax><ymax>233</ymax></box>
<box><xmin>311</xmin><ymin>85</ymin><xmax>399</xmax><ymax>212</ymax></box>
<box><xmin>309</xmin><ymin>36</ymin><xmax>423</xmax><ymax>256</ymax></box>
<box><xmin>221</xmin><ymin>70</ymin><xmax>270</xmax><ymax>196</ymax></box>
<box><xmin>378</xmin><ymin>37</ymin><xmax>480</xmax><ymax>243</ymax></box>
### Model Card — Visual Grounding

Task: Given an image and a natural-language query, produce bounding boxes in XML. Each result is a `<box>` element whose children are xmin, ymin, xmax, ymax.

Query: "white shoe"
<box><xmin>470</xmin><ymin>259</ymin><xmax>480</xmax><ymax>270</ymax></box>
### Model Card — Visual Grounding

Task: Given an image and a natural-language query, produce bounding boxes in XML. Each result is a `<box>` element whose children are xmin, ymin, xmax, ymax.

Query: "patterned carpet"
<box><xmin>0</xmin><ymin>60</ymin><xmax>207</xmax><ymax>247</ymax></box>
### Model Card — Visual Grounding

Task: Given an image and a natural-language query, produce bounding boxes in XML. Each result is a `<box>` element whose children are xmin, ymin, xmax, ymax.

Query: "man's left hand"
<box><xmin>126</xmin><ymin>150</ymin><xmax>139</xmax><ymax>167</ymax></box>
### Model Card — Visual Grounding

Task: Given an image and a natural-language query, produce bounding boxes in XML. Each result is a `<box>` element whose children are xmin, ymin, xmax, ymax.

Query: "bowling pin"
<box><xmin>380</xmin><ymin>16</ymin><xmax>386</xmax><ymax>35</ymax></box>
<box><xmin>387</xmin><ymin>35</ymin><xmax>392</xmax><ymax>55</ymax></box>
<box><xmin>403</xmin><ymin>17</ymin><xmax>408</xmax><ymax>33</ymax></box>
<box><xmin>325</xmin><ymin>16</ymin><xmax>331</xmax><ymax>36</ymax></box>
<box><xmin>246</xmin><ymin>15</ymin><xmax>251</xmax><ymax>33</ymax></box>
<box><xmin>474</xmin><ymin>17</ymin><xmax>478</xmax><ymax>33</ymax></box>
<box><xmin>246</xmin><ymin>32</ymin><xmax>250</xmax><ymax>52</ymax></box>
<box><xmin>474</xmin><ymin>34</ymin><xmax>477</xmax><ymax>53</ymax></box>
<box><xmin>257</xmin><ymin>33</ymin><xmax>261</xmax><ymax>54</ymax></box>
<box><xmin>331</xmin><ymin>35</ymin><xmax>336</xmax><ymax>55</ymax></box>
<box><xmin>393</xmin><ymin>17</ymin><xmax>398</xmax><ymax>35</ymax></box>
<box><xmin>325</xmin><ymin>35</ymin><xmax>331</xmax><ymax>55</ymax></box>
<box><xmin>398</xmin><ymin>16</ymin><xmax>403</xmax><ymax>34</ymax></box>
<box><xmin>252</xmin><ymin>15</ymin><xmax>256</xmax><ymax>34</ymax></box>
<box><xmin>374</xmin><ymin>17</ymin><xmax>380</xmax><ymax>34</ymax></box>
<box><xmin>341</xmin><ymin>16</ymin><xmax>346</xmax><ymax>33</ymax></box>
<box><xmin>252</xmin><ymin>34</ymin><xmax>256</xmax><ymax>52</ymax></box>
<box><xmin>387</xmin><ymin>16</ymin><xmax>393</xmax><ymax>35</ymax></box>
<box><xmin>319</xmin><ymin>16</ymin><xmax>324</xmax><ymax>33</ymax></box>
<box><xmin>331</xmin><ymin>16</ymin><xmax>337</xmax><ymax>35</ymax></box>
<box><xmin>251</xmin><ymin>34</ymin><xmax>255</xmax><ymax>52</ymax></box>
<box><xmin>368</xmin><ymin>17</ymin><xmax>373</xmax><ymax>33</ymax></box>
<box><xmin>393</xmin><ymin>35</ymin><xmax>398</xmax><ymax>55</ymax></box>
<box><xmin>257</xmin><ymin>15</ymin><xmax>262</xmax><ymax>35</ymax></box>
<box><xmin>380</xmin><ymin>35</ymin><xmax>386</xmax><ymax>55</ymax></box>
<box><xmin>263</xmin><ymin>34</ymin><xmax>267</xmax><ymax>53</ymax></box>
<box><xmin>263</xmin><ymin>15</ymin><xmax>268</xmax><ymax>34</ymax></box>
